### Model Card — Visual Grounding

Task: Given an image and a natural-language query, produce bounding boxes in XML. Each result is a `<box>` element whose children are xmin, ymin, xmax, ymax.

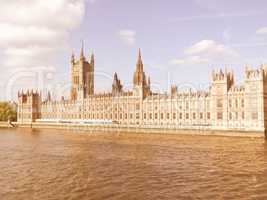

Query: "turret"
<box><xmin>90</xmin><ymin>53</ymin><xmax>94</xmax><ymax>66</ymax></box>
<box><xmin>211</xmin><ymin>68</ymin><xmax>234</xmax><ymax>92</ymax></box>
<box><xmin>210</xmin><ymin>68</ymin><xmax>235</xmax><ymax>126</ymax></box>
<box><xmin>17</xmin><ymin>90</ymin><xmax>41</xmax><ymax>123</ymax></box>
<box><xmin>245</xmin><ymin>67</ymin><xmax>264</xmax><ymax>81</ymax></box>
<box><xmin>112</xmin><ymin>72</ymin><xmax>123</xmax><ymax>95</ymax></box>
<box><xmin>171</xmin><ymin>85</ymin><xmax>178</xmax><ymax>96</ymax></box>
<box><xmin>244</xmin><ymin>66</ymin><xmax>266</xmax><ymax>130</ymax></box>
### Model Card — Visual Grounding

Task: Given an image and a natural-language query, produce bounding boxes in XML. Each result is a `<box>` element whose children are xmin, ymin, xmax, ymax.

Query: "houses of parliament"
<box><xmin>17</xmin><ymin>46</ymin><xmax>267</xmax><ymax>133</ymax></box>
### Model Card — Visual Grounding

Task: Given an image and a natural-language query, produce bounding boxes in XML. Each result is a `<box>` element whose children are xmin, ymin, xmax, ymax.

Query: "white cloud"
<box><xmin>0</xmin><ymin>23</ymin><xmax>68</xmax><ymax>48</ymax></box>
<box><xmin>5</xmin><ymin>47</ymin><xmax>59</xmax><ymax>58</ymax></box>
<box><xmin>118</xmin><ymin>30</ymin><xmax>136</xmax><ymax>46</ymax></box>
<box><xmin>4</xmin><ymin>46</ymin><xmax>64</xmax><ymax>67</ymax></box>
<box><xmin>171</xmin><ymin>40</ymin><xmax>239</xmax><ymax>66</ymax></box>
<box><xmin>0</xmin><ymin>0</ymin><xmax>87</xmax><ymax>99</ymax></box>
<box><xmin>0</xmin><ymin>0</ymin><xmax>85</xmax><ymax>30</ymax></box>
<box><xmin>185</xmin><ymin>40</ymin><xmax>239</xmax><ymax>58</ymax></box>
<box><xmin>0</xmin><ymin>0</ymin><xmax>86</xmax><ymax>67</ymax></box>
<box><xmin>170</xmin><ymin>56</ymin><xmax>209</xmax><ymax>65</ymax></box>
<box><xmin>256</xmin><ymin>27</ymin><xmax>267</xmax><ymax>35</ymax></box>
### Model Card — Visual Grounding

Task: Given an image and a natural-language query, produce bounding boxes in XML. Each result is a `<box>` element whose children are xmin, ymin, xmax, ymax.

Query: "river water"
<box><xmin>0</xmin><ymin>128</ymin><xmax>267</xmax><ymax>200</ymax></box>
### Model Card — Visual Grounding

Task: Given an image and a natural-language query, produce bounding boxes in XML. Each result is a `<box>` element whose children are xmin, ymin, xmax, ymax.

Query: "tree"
<box><xmin>0</xmin><ymin>102</ymin><xmax>17</xmax><ymax>122</ymax></box>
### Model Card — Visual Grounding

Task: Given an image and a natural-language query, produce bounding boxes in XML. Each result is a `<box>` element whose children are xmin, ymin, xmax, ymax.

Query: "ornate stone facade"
<box><xmin>17</xmin><ymin>90</ymin><xmax>41</xmax><ymax>123</ymax></box>
<box><xmin>17</xmin><ymin>47</ymin><xmax>267</xmax><ymax>133</ymax></box>
<box><xmin>70</xmin><ymin>43</ymin><xmax>94</xmax><ymax>101</ymax></box>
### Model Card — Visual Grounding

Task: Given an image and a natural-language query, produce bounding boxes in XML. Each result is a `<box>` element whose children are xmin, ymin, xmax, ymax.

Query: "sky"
<box><xmin>1</xmin><ymin>0</ymin><xmax>267</xmax><ymax>100</ymax></box>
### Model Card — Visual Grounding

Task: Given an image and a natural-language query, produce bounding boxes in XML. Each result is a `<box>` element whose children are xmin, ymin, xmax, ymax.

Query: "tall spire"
<box><xmin>136</xmin><ymin>48</ymin><xmax>143</xmax><ymax>72</ymax></box>
<box><xmin>133</xmin><ymin>48</ymin><xmax>146</xmax><ymax>86</ymax></box>
<box><xmin>90</xmin><ymin>52</ymin><xmax>94</xmax><ymax>65</ymax></box>
<box><xmin>114</xmin><ymin>72</ymin><xmax>118</xmax><ymax>81</ymax></box>
<box><xmin>133</xmin><ymin>48</ymin><xmax>151</xmax><ymax>98</ymax></box>
<box><xmin>138</xmin><ymin>48</ymin><xmax>142</xmax><ymax>60</ymax></box>
<box><xmin>148</xmin><ymin>76</ymin><xmax>151</xmax><ymax>86</ymax></box>
<box><xmin>71</xmin><ymin>51</ymin><xmax>75</xmax><ymax>63</ymax></box>
<box><xmin>47</xmin><ymin>91</ymin><xmax>51</xmax><ymax>101</ymax></box>
<box><xmin>80</xmin><ymin>40</ymin><xmax>85</xmax><ymax>60</ymax></box>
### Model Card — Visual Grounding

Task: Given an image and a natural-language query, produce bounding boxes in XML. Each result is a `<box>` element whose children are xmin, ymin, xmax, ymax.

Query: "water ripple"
<box><xmin>0</xmin><ymin>128</ymin><xmax>267</xmax><ymax>200</ymax></box>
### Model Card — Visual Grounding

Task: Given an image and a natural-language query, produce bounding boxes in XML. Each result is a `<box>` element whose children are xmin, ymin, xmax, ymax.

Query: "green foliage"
<box><xmin>0</xmin><ymin>102</ymin><xmax>17</xmax><ymax>122</ymax></box>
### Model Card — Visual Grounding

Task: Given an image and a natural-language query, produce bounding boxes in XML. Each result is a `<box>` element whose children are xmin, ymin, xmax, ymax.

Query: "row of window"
<box><xmin>143</xmin><ymin>112</ymin><xmax>210</xmax><ymax>120</ymax></box>
<box><xmin>217</xmin><ymin>112</ymin><xmax>258</xmax><ymax>120</ymax></box>
<box><xmin>42</xmin><ymin>112</ymin><xmax>212</xmax><ymax>121</ymax></box>
<box><xmin>83</xmin><ymin>101</ymin><xmax>211</xmax><ymax>111</ymax></box>
<box><xmin>217</xmin><ymin>99</ymin><xmax>245</xmax><ymax>108</ymax></box>
<box><xmin>27</xmin><ymin>111</ymin><xmax>259</xmax><ymax>121</ymax></box>
<box><xmin>229</xmin><ymin>99</ymin><xmax>245</xmax><ymax>108</ymax></box>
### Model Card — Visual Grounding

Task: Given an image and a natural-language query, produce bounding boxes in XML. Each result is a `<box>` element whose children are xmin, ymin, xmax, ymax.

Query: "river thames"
<box><xmin>0</xmin><ymin>128</ymin><xmax>267</xmax><ymax>200</ymax></box>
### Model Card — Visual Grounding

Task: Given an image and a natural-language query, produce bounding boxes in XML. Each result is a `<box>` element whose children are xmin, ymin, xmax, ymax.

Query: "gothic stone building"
<box><xmin>17</xmin><ymin>47</ymin><xmax>267</xmax><ymax>133</ymax></box>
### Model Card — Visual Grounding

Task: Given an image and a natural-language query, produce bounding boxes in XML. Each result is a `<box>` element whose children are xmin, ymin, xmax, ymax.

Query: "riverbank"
<box><xmin>14</xmin><ymin>122</ymin><xmax>265</xmax><ymax>138</ymax></box>
<box><xmin>0</xmin><ymin>122</ymin><xmax>14</xmax><ymax>128</ymax></box>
